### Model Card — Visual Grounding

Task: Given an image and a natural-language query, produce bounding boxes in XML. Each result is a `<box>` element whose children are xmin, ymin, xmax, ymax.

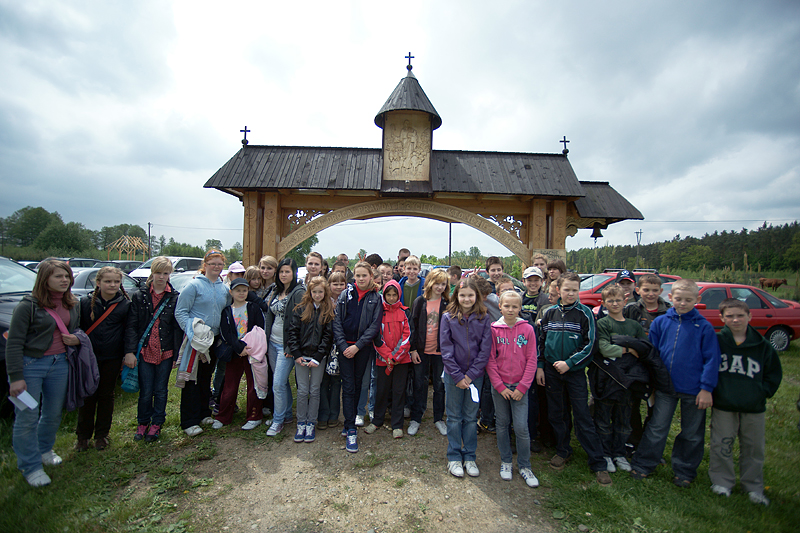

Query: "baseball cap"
<box><xmin>228</xmin><ymin>261</ymin><xmax>246</xmax><ymax>273</ymax></box>
<box><xmin>523</xmin><ymin>266</ymin><xmax>545</xmax><ymax>279</ymax></box>
<box><xmin>616</xmin><ymin>270</ymin><xmax>635</xmax><ymax>284</ymax></box>
<box><xmin>230</xmin><ymin>278</ymin><xmax>250</xmax><ymax>290</ymax></box>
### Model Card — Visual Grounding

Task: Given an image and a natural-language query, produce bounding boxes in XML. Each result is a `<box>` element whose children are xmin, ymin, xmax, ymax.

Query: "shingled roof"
<box><xmin>374</xmin><ymin>70</ymin><xmax>442</xmax><ymax>130</ymax></box>
<box><xmin>575</xmin><ymin>181</ymin><xmax>643</xmax><ymax>220</ymax></box>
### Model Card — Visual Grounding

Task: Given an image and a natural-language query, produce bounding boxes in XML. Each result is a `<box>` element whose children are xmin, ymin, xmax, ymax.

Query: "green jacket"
<box><xmin>714</xmin><ymin>325</ymin><xmax>782</xmax><ymax>413</ymax></box>
<box><xmin>538</xmin><ymin>299</ymin><xmax>596</xmax><ymax>371</ymax></box>
<box><xmin>5</xmin><ymin>295</ymin><xmax>81</xmax><ymax>383</ymax></box>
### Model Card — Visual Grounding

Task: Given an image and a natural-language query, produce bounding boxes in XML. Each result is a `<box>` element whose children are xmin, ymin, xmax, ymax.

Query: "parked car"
<box><xmin>579</xmin><ymin>271</ymin><xmax>681</xmax><ymax>308</ymax></box>
<box><xmin>0</xmin><ymin>256</ymin><xmax>37</xmax><ymax>356</ymax></box>
<box><xmin>16</xmin><ymin>261</ymin><xmax>40</xmax><ymax>271</ymax></box>
<box><xmin>168</xmin><ymin>271</ymin><xmax>198</xmax><ymax>293</ymax></box>
<box><xmin>70</xmin><ymin>267</ymin><xmax>141</xmax><ymax>299</ymax></box>
<box><xmin>92</xmin><ymin>260</ymin><xmax>144</xmax><ymax>274</ymax></box>
<box><xmin>661</xmin><ymin>282</ymin><xmax>800</xmax><ymax>351</ymax></box>
<box><xmin>129</xmin><ymin>256</ymin><xmax>203</xmax><ymax>283</ymax></box>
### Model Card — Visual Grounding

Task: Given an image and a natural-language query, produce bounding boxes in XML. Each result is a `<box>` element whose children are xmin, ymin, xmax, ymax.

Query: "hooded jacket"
<box><xmin>714</xmin><ymin>325</ymin><xmax>782</xmax><ymax>413</ymax></box>
<box><xmin>486</xmin><ymin>317</ymin><xmax>538</xmax><ymax>395</ymax></box>
<box><xmin>374</xmin><ymin>280</ymin><xmax>411</xmax><ymax>367</ymax></box>
<box><xmin>175</xmin><ymin>274</ymin><xmax>231</xmax><ymax>337</ymax></box>
<box><xmin>440</xmin><ymin>310</ymin><xmax>492</xmax><ymax>383</ymax></box>
<box><xmin>286</xmin><ymin>300</ymin><xmax>334</xmax><ymax>363</ymax></box>
<box><xmin>538</xmin><ymin>298</ymin><xmax>596</xmax><ymax>371</ymax></box>
<box><xmin>332</xmin><ymin>282</ymin><xmax>383</xmax><ymax>354</ymax></box>
<box><xmin>649</xmin><ymin>307</ymin><xmax>720</xmax><ymax>396</ymax></box>
<box><xmin>409</xmin><ymin>293</ymin><xmax>447</xmax><ymax>354</ymax></box>
<box><xmin>623</xmin><ymin>296</ymin><xmax>672</xmax><ymax>334</ymax></box>
<box><xmin>219</xmin><ymin>301</ymin><xmax>266</xmax><ymax>359</ymax></box>
<box><xmin>80</xmin><ymin>290</ymin><xmax>131</xmax><ymax>361</ymax></box>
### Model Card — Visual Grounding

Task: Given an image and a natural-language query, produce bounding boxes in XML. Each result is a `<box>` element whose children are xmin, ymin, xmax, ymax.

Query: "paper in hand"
<box><xmin>469</xmin><ymin>383</ymin><xmax>480</xmax><ymax>403</ymax></box>
<box><xmin>8</xmin><ymin>390</ymin><xmax>38</xmax><ymax>411</ymax></box>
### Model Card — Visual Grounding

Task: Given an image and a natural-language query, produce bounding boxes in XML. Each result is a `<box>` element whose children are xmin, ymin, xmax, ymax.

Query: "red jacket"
<box><xmin>375</xmin><ymin>280</ymin><xmax>411</xmax><ymax>369</ymax></box>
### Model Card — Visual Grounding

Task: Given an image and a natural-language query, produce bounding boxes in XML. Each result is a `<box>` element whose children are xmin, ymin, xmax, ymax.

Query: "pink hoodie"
<box><xmin>486</xmin><ymin>317</ymin><xmax>538</xmax><ymax>394</ymax></box>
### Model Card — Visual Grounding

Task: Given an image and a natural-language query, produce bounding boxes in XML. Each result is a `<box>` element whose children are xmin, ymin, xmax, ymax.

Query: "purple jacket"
<box><xmin>440</xmin><ymin>311</ymin><xmax>492</xmax><ymax>383</ymax></box>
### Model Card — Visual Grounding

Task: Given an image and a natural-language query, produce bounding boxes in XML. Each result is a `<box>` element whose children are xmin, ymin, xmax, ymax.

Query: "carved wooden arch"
<box><xmin>277</xmin><ymin>198</ymin><xmax>530</xmax><ymax>263</ymax></box>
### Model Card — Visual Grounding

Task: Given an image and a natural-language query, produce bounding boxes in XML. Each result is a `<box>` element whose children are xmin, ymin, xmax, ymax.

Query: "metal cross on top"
<box><xmin>241</xmin><ymin>126</ymin><xmax>251</xmax><ymax>147</ymax></box>
<box><xmin>560</xmin><ymin>135</ymin><xmax>570</xmax><ymax>155</ymax></box>
<box><xmin>405</xmin><ymin>52</ymin><xmax>414</xmax><ymax>71</ymax></box>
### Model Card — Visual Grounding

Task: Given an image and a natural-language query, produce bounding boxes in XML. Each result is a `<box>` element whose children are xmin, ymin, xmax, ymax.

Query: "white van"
<box><xmin>129</xmin><ymin>256</ymin><xmax>204</xmax><ymax>283</ymax></box>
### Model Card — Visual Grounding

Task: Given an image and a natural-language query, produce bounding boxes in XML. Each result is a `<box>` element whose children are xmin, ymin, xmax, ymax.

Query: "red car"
<box><xmin>578</xmin><ymin>272</ymin><xmax>681</xmax><ymax>309</ymax></box>
<box><xmin>662</xmin><ymin>282</ymin><xmax>800</xmax><ymax>351</ymax></box>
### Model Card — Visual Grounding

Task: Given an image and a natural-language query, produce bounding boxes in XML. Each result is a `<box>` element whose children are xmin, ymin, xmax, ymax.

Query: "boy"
<box><xmin>378</xmin><ymin>263</ymin><xmax>394</xmax><ymax>288</ymax></box>
<box><xmin>485</xmin><ymin>256</ymin><xmax>504</xmax><ymax>293</ymax></box>
<box><xmin>447</xmin><ymin>265</ymin><xmax>462</xmax><ymax>295</ymax></box>
<box><xmin>521</xmin><ymin>266</ymin><xmax>547</xmax><ymax>319</ymax></box>
<box><xmin>624</xmin><ymin>274</ymin><xmax>671</xmax><ymax>334</ymax></box>
<box><xmin>709</xmin><ymin>299</ymin><xmax>782</xmax><ymax>505</ymax></box>
<box><xmin>537</xmin><ymin>272</ymin><xmax>611</xmax><ymax>485</ymax></box>
<box><xmin>495</xmin><ymin>274</ymin><xmax>517</xmax><ymax>296</ymax></box>
<box><xmin>592</xmin><ymin>284</ymin><xmax>647</xmax><ymax>473</ymax></box>
<box><xmin>630</xmin><ymin>279</ymin><xmax>721</xmax><ymax>487</ymax></box>
<box><xmin>399</xmin><ymin>255</ymin><xmax>425</xmax><ymax>309</ymax></box>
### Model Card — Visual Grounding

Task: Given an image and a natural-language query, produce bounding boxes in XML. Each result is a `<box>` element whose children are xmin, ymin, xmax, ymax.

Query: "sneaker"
<box><xmin>364</xmin><ymin>423</ymin><xmax>378</xmax><ymax>434</ymax></box>
<box><xmin>184</xmin><ymin>425</ymin><xmax>203</xmax><ymax>437</ymax></box>
<box><xmin>393</xmin><ymin>428</ymin><xmax>403</xmax><ymax>439</ymax></box>
<box><xmin>212</xmin><ymin>420</ymin><xmax>224</xmax><ymax>430</ymax></box>
<box><xmin>328</xmin><ymin>419</ymin><xmax>340</xmax><ymax>428</ymax></box>
<box><xmin>266</xmin><ymin>422</ymin><xmax>284</xmax><ymax>437</ymax></box>
<box><xmin>614</xmin><ymin>456</ymin><xmax>631</xmax><ymax>472</ymax></box>
<box><xmin>448</xmin><ymin>461</ymin><xmax>464</xmax><ymax>478</ymax></box>
<box><xmin>749</xmin><ymin>491</ymin><xmax>770</xmax><ymax>506</ymax></box>
<box><xmin>144</xmin><ymin>424</ymin><xmax>161</xmax><ymax>443</ymax></box>
<box><xmin>477</xmin><ymin>421</ymin><xmax>496</xmax><ymax>434</ymax></box>
<box><xmin>403</xmin><ymin>407</ymin><xmax>411</xmax><ymax>418</ymax></box>
<box><xmin>346</xmin><ymin>430</ymin><xmax>358</xmax><ymax>453</ymax></box>
<box><xmin>74</xmin><ymin>439</ymin><xmax>90</xmax><ymax>452</ymax></box>
<box><xmin>134</xmin><ymin>425</ymin><xmax>148</xmax><ymax>442</ymax></box>
<box><xmin>94</xmin><ymin>436</ymin><xmax>110</xmax><ymax>451</ymax></box>
<box><xmin>500</xmin><ymin>462</ymin><xmax>513</xmax><ymax>481</ymax></box>
<box><xmin>304</xmin><ymin>423</ymin><xmax>316</xmax><ymax>443</ymax></box>
<box><xmin>408</xmin><ymin>420</ymin><xmax>421</xmax><ymax>436</ymax></box>
<box><xmin>549</xmin><ymin>454</ymin><xmax>571</xmax><ymax>471</ymax></box>
<box><xmin>711</xmin><ymin>484</ymin><xmax>732</xmax><ymax>497</ymax></box>
<box><xmin>200</xmin><ymin>416</ymin><xmax>215</xmax><ymax>425</ymax></box>
<box><xmin>520</xmin><ymin>468</ymin><xmax>540</xmax><ymax>488</ymax></box>
<box><xmin>41</xmin><ymin>450</ymin><xmax>63</xmax><ymax>465</ymax></box>
<box><xmin>25</xmin><ymin>469</ymin><xmax>51</xmax><ymax>487</ymax></box>
<box><xmin>294</xmin><ymin>424</ymin><xmax>306</xmax><ymax>442</ymax></box>
<box><xmin>464</xmin><ymin>460</ymin><xmax>480</xmax><ymax>477</ymax></box>
<box><xmin>317</xmin><ymin>420</ymin><xmax>328</xmax><ymax>430</ymax></box>
<box><xmin>241</xmin><ymin>420</ymin><xmax>262</xmax><ymax>431</ymax></box>
<box><xmin>284</xmin><ymin>415</ymin><xmax>294</xmax><ymax>425</ymax></box>
<box><xmin>355</xmin><ymin>415</ymin><xmax>365</xmax><ymax>427</ymax></box>
<box><xmin>596</xmin><ymin>471</ymin><xmax>613</xmax><ymax>486</ymax></box>
<box><xmin>604</xmin><ymin>456</ymin><xmax>617</xmax><ymax>473</ymax></box>
<box><xmin>434</xmin><ymin>420</ymin><xmax>447</xmax><ymax>435</ymax></box>
<box><xmin>530</xmin><ymin>439</ymin><xmax>543</xmax><ymax>454</ymax></box>
<box><xmin>341</xmin><ymin>427</ymin><xmax>348</xmax><ymax>437</ymax></box>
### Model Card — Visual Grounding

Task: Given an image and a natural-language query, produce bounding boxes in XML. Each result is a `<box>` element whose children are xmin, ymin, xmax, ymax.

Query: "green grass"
<box><xmin>538</xmin><ymin>341</ymin><xmax>800</xmax><ymax>533</ymax></box>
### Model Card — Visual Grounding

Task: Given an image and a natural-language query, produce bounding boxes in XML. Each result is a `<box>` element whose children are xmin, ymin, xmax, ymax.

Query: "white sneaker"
<box><xmin>408</xmin><ymin>420</ymin><xmax>421</xmax><ymax>435</ymax></box>
<box><xmin>520</xmin><ymin>468</ymin><xmax>540</xmax><ymax>488</ymax></box>
<box><xmin>500</xmin><ymin>462</ymin><xmax>513</xmax><ymax>481</ymax></box>
<box><xmin>613</xmin><ymin>456</ymin><xmax>631</xmax><ymax>472</ymax></box>
<box><xmin>448</xmin><ymin>461</ymin><xmax>464</xmax><ymax>478</ymax></box>
<box><xmin>604</xmin><ymin>456</ymin><xmax>616</xmax><ymax>473</ymax></box>
<box><xmin>355</xmin><ymin>415</ymin><xmax>365</xmax><ymax>427</ymax></box>
<box><xmin>41</xmin><ymin>450</ymin><xmax>63</xmax><ymax>466</ymax></box>
<box><xmin>748</xmin><ymin>491</ymin><xmax>770</xmax><ymax>506</ymax></box>
<box><xmin>200</xmin><ymin>417</ymin><xmax>215</xmax><ymax>425</ymax></box>
<box><xmin>434</xmin><ymin>420</ymin><xmax>447</xmax><ymax>435</ymax></box>
<box><xmin>464</xmin><ymin>460</ymin><xmax>480</xmax><ymax>477</ymax></box>
<box><xmin>711</xmin><ymin>484</ymin><xmax>731</xmax><ymax>497</ymax></box>
<box><xmin>241</xmin><ymin>420</ymin><xmax>262</xmax><ymax>431</ymax></box>
<box><xmin>211</xmin><ymin>420</ymin><xmax>224</xmax><ymax>429</ymax></box>
<box><xmin>25</xmin><ymin>469</ymin><xmax>52</xmax><ymax>487</ymax></box>
<box><xmin>266</xmin><ymin>422</ymin><xmax>284</xmax><ymax>436</ymax></box>
<box><xmin>184</xmin><ymin>425</ymin><xmax>203</xmax><ymax>437</ymax></box>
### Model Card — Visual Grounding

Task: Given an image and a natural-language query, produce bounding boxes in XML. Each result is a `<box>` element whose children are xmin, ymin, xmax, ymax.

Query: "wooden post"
<box><xmin>262</xmin><ymin>192</ymin><xmax>280</xmax><ymax>260</ymax></box>
<box><xmin>552</xmin><ymin>200</ymin><xmax>567</xmax><ymax>250</ymax></box>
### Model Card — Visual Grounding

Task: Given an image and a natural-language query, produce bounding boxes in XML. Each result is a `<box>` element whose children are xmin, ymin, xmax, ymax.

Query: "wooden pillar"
<box><xmin>262</xmin><ymin>192</ymin><xmax>280</xmax><ymax>260</ymax></box>
<box><xmin>528</xmin><ymin>199</ymin><xmax>547</xmax><ymax>255</ymax></box>
<box><xmin>242</xmin><ymin>192</ymin><xmax>259</xmax><ymax>267</ymax></box>
<box><xmin>552</xmin><ymin>200</ymin><xmax>567</xmax><ymax>250</ymax></box>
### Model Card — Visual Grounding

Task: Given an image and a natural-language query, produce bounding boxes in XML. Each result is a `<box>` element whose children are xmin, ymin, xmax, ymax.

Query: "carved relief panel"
<box><xmin>382</xmin><ymin>111</ymin><xmax>431</xmax><ymax>182</ymax></box>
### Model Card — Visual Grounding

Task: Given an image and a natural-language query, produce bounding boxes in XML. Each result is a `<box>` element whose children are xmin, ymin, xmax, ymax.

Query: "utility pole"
<box><xmin>448</xmin><ymin>223</ymin><xmax>452</xmax><ymax>266</ymax></box>
<box><xmin>635</xmin><ymin>229</ymin><xmax>643</xmax><ymax>269</ymax></box>
<box><xmin>148</xmin><ymin>222</ymin><xmax>152</xmax><ymax>259</ymax></box>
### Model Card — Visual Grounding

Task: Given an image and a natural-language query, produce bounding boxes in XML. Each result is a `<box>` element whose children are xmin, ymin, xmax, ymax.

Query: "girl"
<box><xmin>287</xmin><ymin>276</ymin><xmax>334</xmax><ymax>443</ymax></box>
<box><xmin>76</xmin><ymin>267</ymin><xmax>132</xmax><ymax>452</ymax></box>
<box><xmin>545</xmin><ymin>259</ymin><xmax>566</xmax><ymax>290</ymax></box>
<box><xmin>317</xmin><ymin>271</ymin><xmax>347</xmax><ymax>429</ymax></box>
<box><xmin>175</xmin><ymin>250</ymin><xmax>231</xmax><ymax>437</ymax></box>
<box><xmin>126</xmin><ymin>256</ymin><xmax>182</xmax><ymax>443</ymax></box>
<box><xmin>6</xmin><ymin>259</ymin><xmax>80</xmax><ymax>487</ymax></box>
<box><xmin>260</xmin><ymin>258</ymin><xmax>305</xmax><ymax>436</ymax></box>
<box><xmin>365</xmin><ymin>280</ymin><xmax>411</xmax><ymax>439</ymax></box>
<box><xmin>245</xmin><ymin>266</ymin><xmax>262</xmax><ymax>291</ymax></box>
<box><xmin>257</xmin><ymin>255</ymin><xmax>278</xmax><ymax>299</ymax></box>
<box><xmin>304</xmin><ymin>252</ymin><xmax>324</xmax><ymax>284</ymax></box>
<box><xmin>332</xmin><ymin>262</ymin><xmax>383</xmax><ymax>453</ymax></box>
<box><xmin>408</xmin><ymin>269</ymin><xmax>449</xmax><ymax>436</ymax></box>
<box><xmin>213</xmin><ymin>278</ymin><xmax>265</xmax><ymax>430</ymax></box>
<box><xmin>441</xmin><ymin>277</ymin><xmax>492</xmax><ymax>478</ymax></box>
<box><xmin>486</xmin><ymin>291</ymin><xmax>539</xmax><ymax>488</ymax></box>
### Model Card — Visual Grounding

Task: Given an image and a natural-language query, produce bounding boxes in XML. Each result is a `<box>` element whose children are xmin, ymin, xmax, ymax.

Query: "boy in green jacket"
<box><xmin>710</xmin><ymin>298</ymin><xmax>782</xmax><ymax>506</ymax></box>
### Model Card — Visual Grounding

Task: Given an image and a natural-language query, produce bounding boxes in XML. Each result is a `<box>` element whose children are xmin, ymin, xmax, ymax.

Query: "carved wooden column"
<box><xmin>242</xmin><ymin>192</ymin><xmax>260</xmax><ymax>267</ymax></box>
<box><xmin>552</xmin><ymin>200</ymin><xmax>567</xmax><ymax>250</ymax></box>
<box><xmin>528</xmin><ymin>198</ymin><xmax>547</xmax><ymax>264</ymax></box>
<box><xmin>262</xmin><ymin>192</ymin><xmax>280</xmax><ymax>260</ymax></box>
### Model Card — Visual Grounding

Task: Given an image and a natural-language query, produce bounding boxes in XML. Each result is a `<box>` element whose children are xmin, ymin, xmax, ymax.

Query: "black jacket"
<box><xmin>252</xmin><ymin>283</ymin><xmax>306</xmax><ymax>351</ymax></box>
<box><xmin>219</xmin><ymin>301</ymin><xmax>266</xmax><ymax>357</ymax></box>
<box><xmin>409</xmin><ymin>296</ymin><xmax>447</xmax><ymax>354</ymax></box>
<box><xmin>80</xmin><ymin>291</ymin><xmax>131</xmax><ymax>361</ymax></box>
<box><xmin>588</xmin><ymin>335</ymin><xmax>674</xmax><ymax>402</ymax></box>
<box><xmin>287</xmin><ymin>304</ymin><xmax>333</xmax><ymax>362</ymax></box>
<box><xmin>124</xmin><ymin>284</ymin><xmax>183</xmax><ymax>359</ymax></box>
<box><xmin>332</xmin><ymin>284</ymin><xmax>383</xmax><ymax>354</ymax></box>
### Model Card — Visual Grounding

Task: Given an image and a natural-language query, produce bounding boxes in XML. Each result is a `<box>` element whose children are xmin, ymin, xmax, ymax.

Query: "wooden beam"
<box><xmin>552</xmin><ymin>200</ymin><xmax>567</xmax><ymax>250</ymax></box>
<box><xmin>262</xmin><ymin>192</ymin><xmax>279</xmax><ymax>260</ymax></box>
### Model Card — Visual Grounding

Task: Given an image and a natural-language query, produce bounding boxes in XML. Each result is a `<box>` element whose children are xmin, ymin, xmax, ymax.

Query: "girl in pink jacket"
<box><xmin>486</xmin><ymin>291</ymin><xmax>539</xmax><ymax>488</ymax></box>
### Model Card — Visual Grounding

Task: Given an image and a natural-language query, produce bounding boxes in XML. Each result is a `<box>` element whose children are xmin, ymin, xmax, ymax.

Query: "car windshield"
<box><xmin>754</xmin><ymin>288</ymin><xmax>789</xmax><ymax>308</ymax></box>
<box><xmin>0</xmin><ymin>259</ymin><xmax>37</xmax><ymax>294</ymax></box>
<box><xmin>139</xmin><ymin>258</ymin><xmax>155</xmax><ymax>268</ymax></box>
<box><xmin>580</xmin><ymin>274</ymin><xmax>612</xmax><ymax>291</ymax></box>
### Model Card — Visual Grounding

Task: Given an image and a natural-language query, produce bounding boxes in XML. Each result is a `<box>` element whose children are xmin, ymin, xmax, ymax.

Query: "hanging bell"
<box><xmin>590</xmin><ymin>223</ymin><xmax>603</xmax><ymax>239</ymax></box>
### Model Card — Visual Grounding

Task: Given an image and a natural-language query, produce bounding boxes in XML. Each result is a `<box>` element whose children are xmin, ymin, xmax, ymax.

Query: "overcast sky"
<box><xmin>1</xmin><ymin>0</ymin><xmax>798</xmax><ymax>264</ymax></box>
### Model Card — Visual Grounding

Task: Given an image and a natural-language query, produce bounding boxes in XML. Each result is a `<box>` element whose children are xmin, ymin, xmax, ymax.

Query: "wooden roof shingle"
<box><xmin>575</xmin><ymin>181</ymin><xmax>643</xmax><ymax>220</ymax></box>
<box><xmin>374</xmin><ymin>71</ymin><xmax>442</xmax><ymax>130</ymax></box>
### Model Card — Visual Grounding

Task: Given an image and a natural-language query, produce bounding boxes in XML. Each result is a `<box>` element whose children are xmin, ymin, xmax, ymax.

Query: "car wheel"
<box><xmin>766</xmin><ymin>326</ymin><xmax>791</xmax><ymax>352</ymax></box>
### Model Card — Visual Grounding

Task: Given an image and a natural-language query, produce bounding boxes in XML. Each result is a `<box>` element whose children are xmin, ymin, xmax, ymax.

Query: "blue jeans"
<box><xmin>268</xmin><ymin>341</ymin><xmax>295</xmax><ymax>424</ymax></box>
<box><xmin>357</xmin><ymin>356</ymin><xmax>376</xmax><ymax>417</ymax></box>
<box><xmin>443</xmin><ymin>373</ymin><xmax>483</xmax><ymax>462</ymax></box>
<box><xmin>137</xmin><ymin>358</ymin><xmax>173</xmax><ymax>426</ymax></box>
<box><xmin>492</xmin><ymin>385</ymin><xmax>531</xmax><ymax>470</ymax></box>
<box><xmin>13</xmin><ymin>353</ymin><xmax>69</xmax><ymax>476</ymax></box>
<box><xmin>632</xmin><ymin>390</ymin><xmax>707</xmax><ymax>481</ymax></box>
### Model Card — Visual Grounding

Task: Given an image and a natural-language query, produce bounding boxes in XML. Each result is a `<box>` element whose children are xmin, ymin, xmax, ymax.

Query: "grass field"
<box><xmin>1</xmin><ymin>342</ymin><xmax>799</xmax><ymax>533</ymax></box>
